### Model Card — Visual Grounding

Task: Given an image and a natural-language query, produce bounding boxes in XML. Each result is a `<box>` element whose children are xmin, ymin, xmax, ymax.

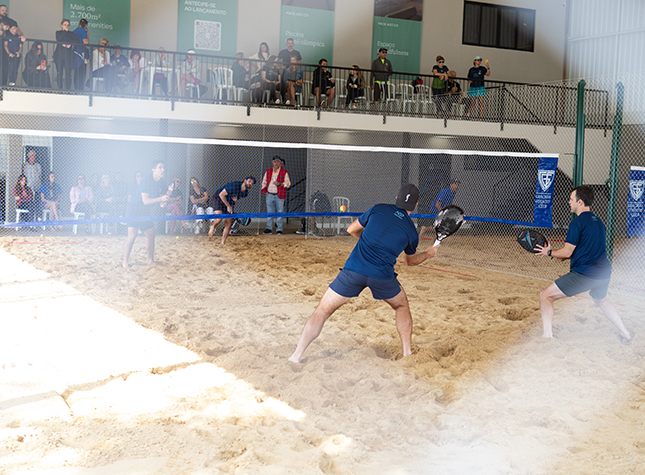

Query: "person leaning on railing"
<box><xmin>22</xmin><ymin>41</ymin><xmax>50</xmax><ymax>88</ymax></box>
<box><xmin>431</xmin><ymin>55</ymin><xmax>450</xmax><ymax>115</ymax></box>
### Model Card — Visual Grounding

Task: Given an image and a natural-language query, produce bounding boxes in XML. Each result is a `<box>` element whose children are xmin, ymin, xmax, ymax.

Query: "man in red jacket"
<box><xmin>261</xmin><ymin>155</ymin><xmax>291</xmax><ymax>235</ymax></box>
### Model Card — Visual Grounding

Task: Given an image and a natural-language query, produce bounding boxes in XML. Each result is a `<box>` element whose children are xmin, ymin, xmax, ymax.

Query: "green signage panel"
<box><xmin>372</xmin><ymin>1</ymin><xmax>423</xmax><ymax>74</ymax></box>
<box><xmin>64</xmin><ymin>0</ymin><xmax>131</xmax><ymax>47</ymax></box>
<box><xmin>177</xmin><ymin>0</ymin><xmax>238</xmax><ymax>58</ymax></box>
<box><xmin>280</xmin><ymin>1</ymin><xmax>335</xmax><ymax>66</ymax></box>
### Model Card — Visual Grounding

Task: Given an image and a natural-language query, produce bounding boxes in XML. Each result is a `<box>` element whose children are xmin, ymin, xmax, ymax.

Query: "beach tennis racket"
<box><xmin>236</xmin><ymin>217</ymin><xmax>251</xmax><ymax>226</ymax></box>
<box><xmin>433</xmin><ymin>205</ymin><xmax>464</xmax><ymax>247</ymax></box>
<box><xmin>160</xmin><ymin>182</ymin><xmax>174</xmax><ymax>208</ymax></box>
<box><xmin>517</xmin><ymin>228</ymin><xmax>548</xmax><ymax>253</ymax></box>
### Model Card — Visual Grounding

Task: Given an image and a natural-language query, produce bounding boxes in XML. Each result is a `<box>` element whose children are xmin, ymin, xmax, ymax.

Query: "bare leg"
<box><xmin>593</xmin><ymin>297</ymin><xmax>631</xmax><ymax>340</ymax></box>
<box><xmin>208</xmin><ymin>210</ymin><xmax>223</xmax><ymax>237</ymax></box>
<box><xmin>539</xmin><ymin>282</ymin><xmax>567</xmax><ymax>338</ymax></box>
<box><xmin>289</xmin><ymin>287</ymin><xmax>351</xmax><ymax>363</ymax></box>
<box><xmin>326</xmin><ymin>88</ymin><xmax>335</xmax><ymax>107</ymax></box>
<box><xmin>122</xmin><ymin>226</ymin><xmax>138</xmax><ymax>268</ymax></box>
<box><xmin>144</xmin><ymin>227</ymin><xmax>156</xmax><ymax>264</ymax></box>
<box><xmin>384</xmin><ymin>288</ymin><xmax>413</xmax><ymax>357</ymax></box>
<box><xmin>478</xmin><ymin>97</ymin><xmax>484</xmax><ymax>118</ymax></box>
<box><xmin>221</xmin><ymin>218</ymin><xmax>233</xmax><ymax>245</ymax></box>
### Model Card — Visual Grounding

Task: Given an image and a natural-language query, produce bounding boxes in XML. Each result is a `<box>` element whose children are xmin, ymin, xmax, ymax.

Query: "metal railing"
<box><xmin>1</xmin><ymin>38</ymin><xmax>610</xmax><ymax>131</ymax></box>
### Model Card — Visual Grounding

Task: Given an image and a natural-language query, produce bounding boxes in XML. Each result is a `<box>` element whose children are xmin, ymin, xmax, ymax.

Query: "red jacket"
<box><xmin>261</xmin><ymin>167</ymin><xmax>288</xmax><ymax>199</ymax></box>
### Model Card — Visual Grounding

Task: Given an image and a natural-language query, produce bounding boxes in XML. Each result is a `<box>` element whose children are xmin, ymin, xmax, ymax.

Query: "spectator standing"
<box><xmin>23</xmin><ymin>150</ymin><xmax>41</xmax><ymax>198</ymax></box>
<box><xmin>283</xmin><ymin>56</ymin><xmax>302</xmax><ymax>106</ymax></box>
<box><xmin>312</xmin><ymin>58</ymin><xmax>335</xmax><ymax>107</ymax></box>
<box><xmin>346</xmin><ymin>65</ymin><xmax>366</xmax><ymax>109</ymax></box>
<box><xmin>72</xmin><ymin>18</ymin><xmax>89</xmax><ymax>90</ymax></box>
<box><xmin>39</xmin><ymin>172</ymin><xmax>62</xmax><ymax>228</ymax></box>
<box><xmin>123</xmin><ymin>160</ymin><xmax>169</xmax><ymax>268</ymax></box>
<box><xmin>371</xmin><ymin>47</ymin><xmax>393</xmax><ymax>105</ymax></box>
<box><xmin>14</xmin><ymin>174</ymin><xmax>37</xmax><ymax>224</ymax></box>
<box><xmin>3</xmin><ymin>19</ymin><xmax>22</xmax><ymax>85</ymax></box>
<box><xmin>89</xmin><ymin>38</ymin><xmax>115</xmax><ymax>91</ymax></box>
<box><xmin>0</xmin><ymin>4</ymin><xmax>24</xmax><ymax>86</ymax></box>
<box><xmin>54</xmin><ymin>19</ymin><xmax>79</xmax><ymax>90</ymax></box>
<box><xmin>261</xmin><ymin>155</ymin><xmax>291</xmax><ymax>235</ymax></box>
<box><xmin>95</xmin><ymin>174</ymin><xmax>117</xmax><ymax>218</ymax></box>
<box><xmin>0</xmin><ymin>5</ymin><xmax>24</xmax><ymax>36</ymax></box>
<box><xmin>467</xmin><ymin>56</ymin><xmax>490</xmax><ymax>119</ymax></box>
<box><xmin>22</xmin><ymin>42</ymin><xmax>51</xmax><ymax>88</ymax></box>
<box><xmin>431</xmin><ymin>55</ymin><xmax>449</xmax><ymax>115</ymax></box>
<box><xmin>188</xmin><ymin>177</ymin><xmax>212</xmax><ymax>234</ymax></box>
<box><xmin>208</xmin><ymin>177</ymin><xmax>256</xmax><ymax>244</ymax></box>
<box><xmin>249</xmin><ymin>41</ymin><xmax>270</xmax><ymax>75</ymax></box>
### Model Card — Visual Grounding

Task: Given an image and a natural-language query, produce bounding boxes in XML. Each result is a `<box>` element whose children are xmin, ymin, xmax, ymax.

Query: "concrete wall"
<box><xmin>9</xmin><ymin>0</ymin><xmax>566</xmax><ymax>83</ymax></box>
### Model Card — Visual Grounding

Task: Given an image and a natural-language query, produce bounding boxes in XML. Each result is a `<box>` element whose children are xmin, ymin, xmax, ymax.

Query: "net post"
<box><xmin>606</xmin><ymin>82</ymin><xmax>624</xmax><ymax>264</ymax></box>
<box><xmin>573</xmin><ymin>79</ymin><xmax>586</xmax><ymax>189</ymax></box>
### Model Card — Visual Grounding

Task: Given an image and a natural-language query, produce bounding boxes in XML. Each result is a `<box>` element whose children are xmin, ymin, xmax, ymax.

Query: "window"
<box><xmin>463</xmin><ymin>1</ymin><xmax>535</xmax><ymax>52</ymax></box>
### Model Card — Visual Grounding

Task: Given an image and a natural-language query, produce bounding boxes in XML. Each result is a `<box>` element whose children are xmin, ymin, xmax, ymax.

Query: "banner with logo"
<box><xmin>177</xmin><ymin>0</ymin><xmax>238</xmax><ymax>57</ymax></box>
<box><xmin>371</xmin><ymin>0</ymin><xmax>423</xmax><ymax>74</ymax></box>
<box><xmin>627</xmin><ymin>166</ymin><xmax>645</xmax><ymax>236</ymax></box>
<box><xmin>533</xmin><ymin>156</ymin><xmax>558</xmax><ymax>227</ymax></box>
<box><xmin>280</xmin><ymin>0</ymin><xmax>335</xmax><ymax>66</ymax></box>
<box><xmin>64</xmin><ymin>0</ymin><xmax>130</xmax><ymax>47</ymax></box>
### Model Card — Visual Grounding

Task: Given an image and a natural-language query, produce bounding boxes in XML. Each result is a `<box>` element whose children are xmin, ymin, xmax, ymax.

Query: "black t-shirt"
<box><xmin>277</xmin><ymin>48</ymin><xmax>302</xmax><ymax>65</ymax></box>
<box><xmin>468</xmin><ymin>66</ymin><xmax>488</xmax><ymax>88</ymax></box>
<box><xmin>189</xmin><ymin>186</ymin><xmax>207</xmax><ymax>211</ymax></box>
<box><xmin>126</xmin><ymin>174</ymin><xmax>167</xmax><ymax>217</ymax></box>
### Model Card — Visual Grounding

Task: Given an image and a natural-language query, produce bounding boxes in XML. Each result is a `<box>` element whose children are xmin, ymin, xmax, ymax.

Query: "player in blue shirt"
<box><xmin>289</xmin><ymin>184</ymin><xmax>440</xmax><ymax>363</ymax></box>
<box><xmin>419</xmin><ymin>179</ymin><xmax>460</xmax><ymax>240</ymax></box>
<box><xmin>536</xmin><ymin>186</ymin><xmax>631</xmax><ymax>341</ymax></box>
<box><xmin>208</xmin><ymin>177</ymin><xmax>256</xmax><ymax>244</ymax></box>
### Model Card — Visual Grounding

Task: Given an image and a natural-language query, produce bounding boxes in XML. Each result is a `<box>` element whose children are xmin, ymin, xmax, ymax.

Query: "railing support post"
<box><xmin>606</xmin><ymin>82</ymin><xmax>624</xmax><ymax>263</ymax></box>
<box><xmin>573</xmin><ymin>80</ymin><xmax>586</xmax><ymax>189</ymax></box>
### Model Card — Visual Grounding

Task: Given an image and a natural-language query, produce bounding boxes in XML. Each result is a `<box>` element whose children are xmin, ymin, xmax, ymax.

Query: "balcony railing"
<box><xmin>1</xmin><ymin>38</ymin><xmax>610</xmax><ymax>132</ymax></box>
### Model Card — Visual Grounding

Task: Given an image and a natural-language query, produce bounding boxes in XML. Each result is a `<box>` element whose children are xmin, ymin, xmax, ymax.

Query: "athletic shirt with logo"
<box><xmin>343</xmin><ymin>203</ymin><xmax>419</xmax><ymax>279</ymax></box>
<box><xmin>566</xmin><ymin>211</ymin><xmax>611</xmax><ymax>279</ymax></box>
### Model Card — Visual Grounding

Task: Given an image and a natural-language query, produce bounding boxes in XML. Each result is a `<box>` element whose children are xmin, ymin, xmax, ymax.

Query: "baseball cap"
<box><xmin>379</xmin><ymin>47</ymin><xmax>388</xmax><ymax>53</ymax></box>
<box><xmin>474</xmin><ymin>56</ymin><xmax>482</xmax><ymax>60</ymax></box>
<box><xmin>396</xmin><ymin>184</ymin><xmax>419</xmax><ymax>211</ymax></box>
<box><xmin>272</xmin><ymin>155</ymin><xmax>285</xmax><ymax>164</ymax></box>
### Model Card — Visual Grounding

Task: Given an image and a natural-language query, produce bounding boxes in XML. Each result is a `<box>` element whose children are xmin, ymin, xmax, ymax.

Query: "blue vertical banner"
<box><xmin>627</xmin><ymin>166</ymin><xmax>645</xmax><ymax>236</ymax></box>
<box><xmin>533</xmin><ymin>156</ymin><xmax>558</xmax><ymax>227</ymax></box>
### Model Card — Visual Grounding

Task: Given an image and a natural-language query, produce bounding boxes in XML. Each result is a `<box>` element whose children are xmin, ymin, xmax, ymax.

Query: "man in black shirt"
<box><xmin>122</xmin><ymin>160</ymin><xmax>169</xmax><ymax>268</ymax></box>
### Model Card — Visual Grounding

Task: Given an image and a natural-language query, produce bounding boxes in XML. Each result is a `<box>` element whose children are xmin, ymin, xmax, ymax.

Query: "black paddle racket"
<box><xmin>433</xmin><ymin>205</ymin><xmax>465</xmax><ymax>247</ymax></box>
<box><xmin>517</xmin><ymin>228</ymin><xmax>548</xmax><ymax>253</ymax></box>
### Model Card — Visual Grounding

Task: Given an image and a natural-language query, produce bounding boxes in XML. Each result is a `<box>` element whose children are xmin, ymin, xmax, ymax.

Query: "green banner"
<box><xmin>372</xmin><ymin>1</ymin><xmax>423</xmax><ymax>74</ymax></box>
<box><xmin>177</xmin><ymin>0</ymin><xmax>238</xmax><ymax>57</ymax></box>
<box><xmin>280</xmin><ymin>0</ymin><xmax>335</xmax><ymax>66</ymax></box>
<box><xmin>64</xmin><ymin>0</ymin><xmax>131</xmax><ymax>47</ymax></box>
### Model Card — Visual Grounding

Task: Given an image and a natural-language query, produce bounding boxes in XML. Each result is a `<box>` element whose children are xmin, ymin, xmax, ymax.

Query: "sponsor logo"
<box><xmin>538</xmin><ymin>170</ymin><xmax>555</xmax><ymax>192</ymax></box>
<box><xmin>630</xmin><ymin>180</ymin><xmax>645</xmax><ymax>200</ymax></box>
<box><xmin>394</xmin><ymin>210</ymin><xmax>405</xmax><ymax>220</ymax></box>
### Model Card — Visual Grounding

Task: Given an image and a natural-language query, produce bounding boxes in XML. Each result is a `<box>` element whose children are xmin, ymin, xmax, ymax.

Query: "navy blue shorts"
<box><xmin>214</xmin><ymin>197</ymin><xmax>234</xmax><ymax>213</ymax></box>
<box><xmin>555</xmin><ymin>271</ymin><xmax>610</xmax><ymax>299</ymax></box>
<box><xmin>127</xmin><ymin>220</ymin><xmax>154</xmax><ymax>232</ymax></box>
<box><xmin>329</xmin><ymin>268</ymin><xmax>402</xmax><ymax>300</ymax></box>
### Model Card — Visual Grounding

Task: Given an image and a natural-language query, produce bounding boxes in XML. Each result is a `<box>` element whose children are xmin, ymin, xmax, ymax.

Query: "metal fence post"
<box><xmin>573</xmin><ymin>79</ymin><xmax>586</xmax><ymax>189</ymax></box>
<box><xmin>606</xmin><ymin>82</ymin><xmax>624</xmax><ymax>263</ymax></box>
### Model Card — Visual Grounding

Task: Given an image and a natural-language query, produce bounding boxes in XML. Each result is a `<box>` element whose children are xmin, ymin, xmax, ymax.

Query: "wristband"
<box><xmin>548</xmin><ymin>250</ymin><xmax>553</xmax><ymax>259</ymax></box>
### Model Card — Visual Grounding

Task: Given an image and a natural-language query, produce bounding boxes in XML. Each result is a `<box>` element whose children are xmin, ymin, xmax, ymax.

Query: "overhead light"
<box><xmin>87</xmin><ymin>116</ymin><xmax>114</xmax><ymax>121</ymax></box>
<box><xmin>434</xmin><ymin>135</ymin><xmax>455</xmax><ymax>139</ymax></box>
<box><xmin>216</xmin><ymin>123</ymin><xmax>244</xmax><ymax>127</ymax></box>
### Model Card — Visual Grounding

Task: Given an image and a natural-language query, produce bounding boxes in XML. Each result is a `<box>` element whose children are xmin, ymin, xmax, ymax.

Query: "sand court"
<box><xmin>1</xmin><ymin>234</ymin><xmax>645</xmax><ymax>474</ymax></box>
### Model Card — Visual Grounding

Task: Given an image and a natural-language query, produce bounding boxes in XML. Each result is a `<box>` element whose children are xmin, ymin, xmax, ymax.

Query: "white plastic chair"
<box><xmin>214</xmin><ymin>67</ymin><xmax>235</xmax><ymax>101</ymax></box>
<box><xmin>334</xmin><ymin>77</ymin><xmax>346</xmax><ymax>108</ymax></box>
<box><xmin>332</xmin><ymin>196</ymin><xmax>351</xmax><ymax>234</ymax></box>
<box><xmin>15</xmin><ymin>208</ymin><xmax>28</xmax><ymax>232</ymax></box>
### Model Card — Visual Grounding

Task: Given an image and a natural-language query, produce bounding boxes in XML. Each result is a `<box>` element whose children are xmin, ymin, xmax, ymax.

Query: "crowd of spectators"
<box><xmin>0</xmin><ymin>5</ymin><xmax>493</xmax><ymax>111</ymax></box>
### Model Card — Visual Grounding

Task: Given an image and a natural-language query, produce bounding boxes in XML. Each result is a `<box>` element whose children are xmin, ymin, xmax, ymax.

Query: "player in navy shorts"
<box><xmin>289</xmin><ymin>184</ymin><xmax>441</xmax><ymax>363</ymax></box>
<box><xmin>536</xmin><ymin>185</ymin><xmax>631</xmax><ymax>341</ymax></box>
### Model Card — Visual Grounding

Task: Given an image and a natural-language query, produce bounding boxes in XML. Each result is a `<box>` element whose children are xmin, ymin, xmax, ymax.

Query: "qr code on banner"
<box><xmin>194</xmin><ymin>20</ymin><xmax>221</xmax><ymax>51</ymax></box>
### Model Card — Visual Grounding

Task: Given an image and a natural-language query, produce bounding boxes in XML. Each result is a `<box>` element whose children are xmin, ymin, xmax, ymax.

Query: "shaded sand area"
<box><xmin>1</xmin><ymin>233</ymin><xmax>645</xmax><ymax>474</ymax></box>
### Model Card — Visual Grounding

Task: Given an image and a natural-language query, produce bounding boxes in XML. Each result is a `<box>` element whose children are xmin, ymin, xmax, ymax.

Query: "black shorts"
<box><xmin>554</xmin><ymin>271</ymin><xmax>610</xmax><ymax>300</ymax></box>
<box><xmin>213</xmin><ymin>197</ymin><xmax>234</xmax><ymax>213</ymax></box>
<box><xmin>127</xmin><ymin>220</ymin><xmax>154</xmax><ymax>232</ymax></box>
